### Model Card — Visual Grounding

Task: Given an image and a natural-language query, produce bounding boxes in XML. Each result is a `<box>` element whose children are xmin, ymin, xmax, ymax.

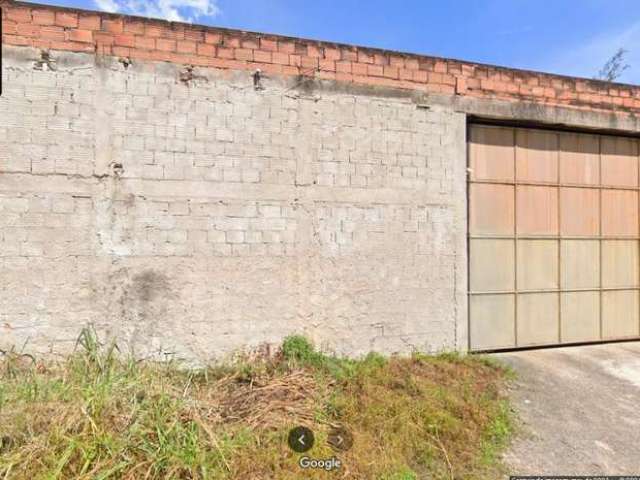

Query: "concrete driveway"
<box><xmin>494</xmin><ymin>341</ymin><xmax>640</xmax><ymax>476</ymax></box>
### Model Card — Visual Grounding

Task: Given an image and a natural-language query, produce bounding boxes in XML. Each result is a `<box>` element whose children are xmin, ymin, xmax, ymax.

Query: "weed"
<box><xmin>380</xmin><ymin>468</ymin><xmax>418</xmax><ymax>480</ymax></box>
<box><xmin>281</xmin><ymin>335</ymin><xmax>316</xmax><ymax>363</ymax></box>
<box><xmin>480</xmin><ymin>399</ymin><xmax>514</xmax><ymax>467</ymax></box>
<box><xmin>0</xmin><ymin>333</ymin><xmax>513</xmax><ymax>479</ymax></box>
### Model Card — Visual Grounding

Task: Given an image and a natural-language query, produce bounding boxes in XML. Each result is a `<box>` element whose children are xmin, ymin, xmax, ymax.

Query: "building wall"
<box><xmin>0</xmin><ymin>46</ymin><xmax>467</xmax><ymax>360</ymax></box>
<box><xmin>3</xmin><ymin>1</ymin><xmax>640</xmax><ymax>114</ymax></box>
<box><xmin>2</xmin><ymin>2</ymin><xmax>639</xmax><ymax>361</ymax></box>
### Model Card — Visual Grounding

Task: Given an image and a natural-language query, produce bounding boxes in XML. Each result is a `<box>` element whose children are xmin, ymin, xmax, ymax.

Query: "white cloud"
<box><xmin>536</xmin><ymin>21</ymin><xmax>640</xmax><ymax>85</ymax></box>
<box><xmin>94</xmin><ymin>0</ymin><xmax>119</xmax><ymax>13</ymax></box>
<box><xmin>92</xmin><ymin>0</ymin><xmax>220</xmax><ymax>23</ymax></box>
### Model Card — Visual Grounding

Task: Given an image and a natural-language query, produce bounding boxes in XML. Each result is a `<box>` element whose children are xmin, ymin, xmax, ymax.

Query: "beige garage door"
<box><xmin>469</xmin><ymin>124</ymin><xmax>640</xmax><ymax>350</ymax></box>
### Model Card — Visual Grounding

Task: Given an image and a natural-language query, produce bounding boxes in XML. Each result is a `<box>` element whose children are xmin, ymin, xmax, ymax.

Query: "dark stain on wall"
<box><xmin>132</xmin><ymin>270</ymin><xmax>170</xmax><ymax>303</ymax></box>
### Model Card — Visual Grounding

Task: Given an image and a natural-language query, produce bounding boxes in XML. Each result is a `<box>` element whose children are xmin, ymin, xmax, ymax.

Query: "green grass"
<box><xmin>0</xmin><ymin>329</ymin><xmax>514</xmax><ymax>479</ymax></box>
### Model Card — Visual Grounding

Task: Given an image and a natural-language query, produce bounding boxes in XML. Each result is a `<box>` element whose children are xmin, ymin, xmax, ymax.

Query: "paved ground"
<box><xmin>494</xmin><ymin>341</ymin><xmax>640</xmax><ymax>476</ymax></box>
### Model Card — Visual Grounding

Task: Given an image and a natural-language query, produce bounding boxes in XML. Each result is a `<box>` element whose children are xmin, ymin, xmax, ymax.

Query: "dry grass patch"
<box><xmin>0</xmin><ymin>330</ymin><xmax>513</xmax><ymax>479</ymax></box>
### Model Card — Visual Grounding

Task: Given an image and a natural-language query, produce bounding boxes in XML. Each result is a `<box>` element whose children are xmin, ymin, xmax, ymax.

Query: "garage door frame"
<box><xmin>467</xmin><ymin>118</ymin><xmax>640</xmax><ymax>351</ymax></box>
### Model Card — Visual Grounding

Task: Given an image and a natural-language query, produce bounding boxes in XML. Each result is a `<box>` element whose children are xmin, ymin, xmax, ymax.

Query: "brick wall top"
<box><xmin>3</xmin><ymin>0</ymin><xmax>640</xmax><ymax>114</ymax></box>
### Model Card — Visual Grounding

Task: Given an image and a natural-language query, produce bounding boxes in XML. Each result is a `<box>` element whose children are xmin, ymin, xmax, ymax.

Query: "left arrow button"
<box><xmin>287</xmin><ymin>426</ymin><xmax>314</xmax><ymax>453</ymax></box>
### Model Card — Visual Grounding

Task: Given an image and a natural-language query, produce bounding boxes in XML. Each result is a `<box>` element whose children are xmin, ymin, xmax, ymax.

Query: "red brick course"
<box><xmin>2</xmin><ymin>0</ymin><xmax>640</xmax><ymax>114</ymax></box>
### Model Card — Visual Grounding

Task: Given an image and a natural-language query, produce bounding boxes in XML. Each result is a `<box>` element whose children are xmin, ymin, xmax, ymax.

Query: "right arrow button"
<box><xmin>328</xmin><ymin>426</ymin><xmax>353</xmax><ymax>452</ymax></box>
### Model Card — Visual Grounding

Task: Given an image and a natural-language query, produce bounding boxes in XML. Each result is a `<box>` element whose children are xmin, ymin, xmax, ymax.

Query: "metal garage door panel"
<box><xmin>602</xmin><ymin>290</ymin><xmax>640</xmax><ymax>339</ymax></box>
<box><xmin>560</xmin><ymin>187</ymin><xmax>599</xmax><ymax>236</ymax></box>
<box><xmin>561</xmin><ymin>291</ymin><xmax>600</xmax><ymax>343</ymax></box>
<box><xmin>470</xmin><ymin>294</ymin><xmax>516</xmax><ymax>350</ymax></box>
<box><xmin>469</xmin><ymin>124</ymin><xmax>640</xmax><ymax>351</ymax></box>
<box><xmin>469</xmin><ymin>126</ymin><xmax>515</xmax><ymax>182</ymax></box>
<box><xmin>517</xmin><ymin>293</ymin><xmax>559</xmax><ymax>346</ymax></box>
<box><xmin>470</xmin><ymin>239</ymin><xmax>514</xmax><ymax>291</ymax></box>
<box><xmin>601</xmin><ymin>190</ymin><xmax>639</xmax><ymax>237</ymax></box>
<box><xmin>561</xmin><ymin>240</ymin><xmax>600</xmax><ymax>289</ymax></box>
<box><xmin>517</xmin><ymin>240</ymin><xmax>558</xmax><ymax>290</ymax></box>
<box><xmin>601</xmin><ymin>240</ymin><xmax>639</xmax><ymax>288</ymax></box>
<box><xmin>601</xmin><ymin>136</ymin><xmax>639</xmax><ymax>188</ymax></box>
<box><xmin>516</xmin><ymin>129</ymin><xmax>559</xmax><ymax>183</ymax></box>
<box><xmin>517</xmin><ymin>186</ymin><xmax>558</xmax><ymax>235</ymax></box>
<box><xmin>559</xmin><ymin>132</ymin><xmax>600</xmax><ymax>185</ymax></box>
<box><xmin>469</xmin><ymin>184</ymin><xmax>515</xmax><ymax>235</ymax></box>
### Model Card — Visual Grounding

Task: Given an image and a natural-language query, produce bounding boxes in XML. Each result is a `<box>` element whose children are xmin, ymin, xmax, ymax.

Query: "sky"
<box><xmin>26</xmin><ymin>0</ymin><xmax>640</xmax><ymax>85</ymax></box>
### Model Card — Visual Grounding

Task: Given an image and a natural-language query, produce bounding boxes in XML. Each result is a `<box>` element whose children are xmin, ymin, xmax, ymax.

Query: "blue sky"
<box><xmin>28</xmin><ymin>0</ymin><xmax>640</xmax><ymax>84</ymax></box>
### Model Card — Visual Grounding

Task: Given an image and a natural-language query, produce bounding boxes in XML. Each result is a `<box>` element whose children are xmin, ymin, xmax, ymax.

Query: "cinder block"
<box><xmin>0</xmin><ymin>44</ymin><xmax>466</xmax><ymax>361</ymax></box>
<box><xmin>1</xmin><ymin>198</ymin><xmax>29</xmax><ymax>213</ymax></box>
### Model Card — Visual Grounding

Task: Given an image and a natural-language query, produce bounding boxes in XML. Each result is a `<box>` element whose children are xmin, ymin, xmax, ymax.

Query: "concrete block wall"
<box><xmin>4</xmin><ymin>2</ymin><xmax>635</xmax><ymax>361</ymax></box>
<box><xmin>0</xmin><ymin>45</ymin><xmax>467</xmax><ymax>360</ymax></box>
<box><xmin>3</xmin><ymin>1</ymin><xmax>640</xmax><ymax>113</ymax></box>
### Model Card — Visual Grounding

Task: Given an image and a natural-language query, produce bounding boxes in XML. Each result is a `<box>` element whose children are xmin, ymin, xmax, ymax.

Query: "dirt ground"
<box><xmin>494</xmin><ymin>341</ymin><xmax>640</xmax><ymax>476</ymax></box>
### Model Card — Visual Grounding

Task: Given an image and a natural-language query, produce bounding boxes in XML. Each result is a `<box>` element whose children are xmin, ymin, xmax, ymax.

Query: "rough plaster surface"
<box><xmin>497</xmin><ymin>342</ymin><xmax>640</xmax><ymax>476</ymax></box>
<box><xmin>0</xmin><ymin>46</ymin><xmax>468</xmax><ymax>361</ymax></box>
